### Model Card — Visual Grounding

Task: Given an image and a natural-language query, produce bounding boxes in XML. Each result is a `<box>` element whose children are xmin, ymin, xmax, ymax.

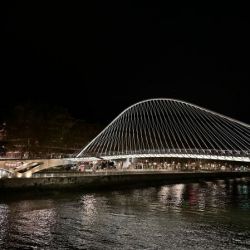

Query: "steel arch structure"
<box><xmin>77</xmin><ymin>99</ymin><xmax>250</xmax><ymax>162</ymax></box>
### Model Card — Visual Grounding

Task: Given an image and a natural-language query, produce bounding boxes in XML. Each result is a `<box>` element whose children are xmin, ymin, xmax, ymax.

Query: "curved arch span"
<box><xmin>77</xmin><ymin>98</ymin><xmax>250</xmax><ymax>160</ymax></box>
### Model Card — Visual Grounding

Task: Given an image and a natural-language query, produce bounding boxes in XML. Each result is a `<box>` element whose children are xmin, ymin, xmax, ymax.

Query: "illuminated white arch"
<box><xmin>77</xmin><ymin>98</ymin><xmax>250</xmax><ymax>161</ymax></box>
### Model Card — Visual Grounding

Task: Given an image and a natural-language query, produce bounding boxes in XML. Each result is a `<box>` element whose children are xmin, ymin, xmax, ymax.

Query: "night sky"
<box><xmin>2</xmin><ymin>2</ymin><xmax>249</xmax><ymax>124</ymax></box>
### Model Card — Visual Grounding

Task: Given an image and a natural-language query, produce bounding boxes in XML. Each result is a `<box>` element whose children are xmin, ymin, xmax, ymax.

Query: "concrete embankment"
<box><xmin>1</xmin><ymin>171</ymin><xmax>250</xmax><ymax>191</ymax></box>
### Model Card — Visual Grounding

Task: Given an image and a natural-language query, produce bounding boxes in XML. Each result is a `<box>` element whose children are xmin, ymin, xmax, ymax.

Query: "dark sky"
<box><xmin>2</xmin><ymin>2</ymin><xmax>249</xmax><ymax>124</ymax></box>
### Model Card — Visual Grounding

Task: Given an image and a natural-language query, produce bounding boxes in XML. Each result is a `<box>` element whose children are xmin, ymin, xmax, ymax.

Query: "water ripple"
<box><xmin>0</xmin><ymin>178</ymin><xmax>250</xmax><ymax>249</ymax></box>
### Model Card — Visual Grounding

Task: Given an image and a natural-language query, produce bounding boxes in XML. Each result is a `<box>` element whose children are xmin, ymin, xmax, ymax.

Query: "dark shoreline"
<box><xmin>1</xmin><ymin>171</ymin><xmax>250</xmax><ymax>193</ymax></box>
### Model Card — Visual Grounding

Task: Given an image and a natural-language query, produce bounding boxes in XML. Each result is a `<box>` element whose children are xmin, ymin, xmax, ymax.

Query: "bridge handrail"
<box><xmin>83</xmin><ymin>149</ymin><xmax>250</xmax><ymax>158</ymax></box>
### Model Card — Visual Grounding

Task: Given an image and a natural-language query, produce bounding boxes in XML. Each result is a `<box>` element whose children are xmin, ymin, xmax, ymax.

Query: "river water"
<box><xmin>0</xmin><ymin>178</ymin><xmax>250</xmax><ymax>249</ymax></box>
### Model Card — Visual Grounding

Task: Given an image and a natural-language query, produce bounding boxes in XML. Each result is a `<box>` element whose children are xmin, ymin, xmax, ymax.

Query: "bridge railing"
<box><xmin>0</xmin><ymin>153</ymin><xmax>76</xmax><ymax>161</ymax></box>
<box><xmin>81</xmin><ymin>149</ymin><xmax>250</xmax><ymax>159</ymax></box>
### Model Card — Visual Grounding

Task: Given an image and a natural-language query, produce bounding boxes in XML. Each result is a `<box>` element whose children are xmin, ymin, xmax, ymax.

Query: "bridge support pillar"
<box><xmin>122</xmin><ymin>158</ymin><xmax>130</xmax><ymax>169</ymax></box>
<box><xmin>122</xmin><ymin>158</ymin><xmax>136</xmax><ymax>169</ymax></box>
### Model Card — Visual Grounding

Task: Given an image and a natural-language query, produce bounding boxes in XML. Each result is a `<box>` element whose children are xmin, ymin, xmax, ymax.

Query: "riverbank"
<box><xmin>1</xmin><ymin>170</ymin><xmax>250</xmax><ymax>191</ymax></box>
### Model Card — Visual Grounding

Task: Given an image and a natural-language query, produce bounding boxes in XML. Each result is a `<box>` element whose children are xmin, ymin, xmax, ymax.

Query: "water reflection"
<box><xmin>0</xmin><ymin>199</ymin><xmax>56</xmax><ymax>249</ymax></box>
<box><xmin>0</xmin><ymin>204</ymin><xmax>8</xmax><ymax>249</ymax></box>
<box><xmin>0</xmin><ymin>178</ymin><xmax>249</xmax><ymax>249</ymax></box>
<box><xmin>80</xmin><ymin>194</ymin><xmax>97</xmax><ymax>225</ymax></box>
<box><xmin>157</xmin><ymin>184</ymin><xmax>185</xmax><ymax>211</ymax></box>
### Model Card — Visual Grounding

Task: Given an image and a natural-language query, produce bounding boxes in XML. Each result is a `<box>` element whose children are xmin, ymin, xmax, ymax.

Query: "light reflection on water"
<box><xmin>0</xmin><ymin>179</ymin><xmax>250</xmax><ymax>249</ymax></box>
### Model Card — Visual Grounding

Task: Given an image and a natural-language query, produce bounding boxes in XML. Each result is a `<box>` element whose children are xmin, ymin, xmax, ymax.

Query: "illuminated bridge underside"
<box><xmin>101</xmin><ymin>153</ymin><xmax>250</xmax><ymax>162</ymax></box>
<box><xmin>77</xmin><ymin>99</ymin><xmax>250</xmax><ymax>162</ymax></box>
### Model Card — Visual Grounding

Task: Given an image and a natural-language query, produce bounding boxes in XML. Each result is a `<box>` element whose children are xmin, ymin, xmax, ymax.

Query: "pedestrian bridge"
<box><xmin>1</xmin><ymin>98</ymin><xmax>250</xmax><ymax>177</ymax></box>
<box><xmin>77</xmin><ymin>98</ymin><xmax>250</xmax><ymax>162</ymax></box>
<box><xmin>0</xmin><ymin>158</ymin><xmax>74</xmax><ymax>178</ymax></box>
